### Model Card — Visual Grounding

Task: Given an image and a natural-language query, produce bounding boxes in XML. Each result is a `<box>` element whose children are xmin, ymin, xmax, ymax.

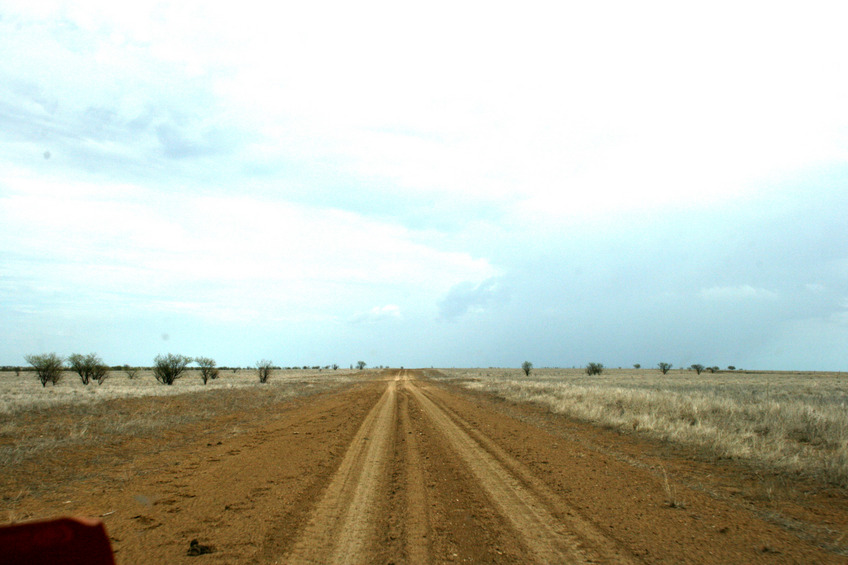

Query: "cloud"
<box><xmin>349</xmin><ymin>305</ymin><xmax>401</xmax><ymax>324</ymax></box>
<box><xmin>439</xmin><ymin>278</ymin><xmax>504</xmax><ymax>320</ymax></box>
<box><xmin>699</xmin><ymin>285</ymin><xmax>779</xmax><ymax>301</ymax></box>
<box><xmin>0</xmin><ymin>176</ymin><xmax>496</xmax><ymax>325</ymax></box>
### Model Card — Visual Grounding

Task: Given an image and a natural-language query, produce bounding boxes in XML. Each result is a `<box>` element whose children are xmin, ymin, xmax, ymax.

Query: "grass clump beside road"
<box><xmin>437</xmin><ymin>368</ymin><xmax>848</xmax><ymax>487</ymax></box>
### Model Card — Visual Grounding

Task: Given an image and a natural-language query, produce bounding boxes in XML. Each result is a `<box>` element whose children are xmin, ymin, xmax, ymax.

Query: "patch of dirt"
<box><xmin>3</xmin><ymin>369</ymin><xmax>848</xmax><ymax>563</ymax></box>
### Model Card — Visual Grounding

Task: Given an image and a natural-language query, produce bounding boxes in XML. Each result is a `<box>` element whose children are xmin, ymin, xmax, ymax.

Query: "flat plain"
<box><xmin>2</xmin><ymin>367</ymin><xmax>848</xmax><ymax>563</ymax></box>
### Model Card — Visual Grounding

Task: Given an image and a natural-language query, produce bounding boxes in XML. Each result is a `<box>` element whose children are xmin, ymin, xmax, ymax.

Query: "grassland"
<box><xmin>436</xmin><ymin>368</ymin><xmax>848</xmax><ymax>487</ymax></box>
<box><xmin>0</xmin><ymin>368</ymin><xmax>356</xmax><ymax>472</ymax></box>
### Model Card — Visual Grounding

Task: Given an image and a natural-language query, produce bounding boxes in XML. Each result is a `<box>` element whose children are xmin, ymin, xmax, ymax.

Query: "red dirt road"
<box><xmin>4</xmin><ymin>369</ymin><xmax>848</xmax><ymax>563</ymax></box>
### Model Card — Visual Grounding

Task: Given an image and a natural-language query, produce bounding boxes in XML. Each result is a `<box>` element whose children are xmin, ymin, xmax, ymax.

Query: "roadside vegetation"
<box><xmin>437</xmin><ymin>367</ymin><xmax>848</xmax><ymax>486</ymax></box>
<box><xmin>0</xmin><ymin>367</ymin><xmax>357</xmax><ymax>473</ymax></box>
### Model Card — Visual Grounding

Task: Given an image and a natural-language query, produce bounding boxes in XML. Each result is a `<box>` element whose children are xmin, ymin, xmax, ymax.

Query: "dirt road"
<box><xmin>5</xmin><ymin>369</ymin><xmax>847</xmax><ymax>563</ymax></box>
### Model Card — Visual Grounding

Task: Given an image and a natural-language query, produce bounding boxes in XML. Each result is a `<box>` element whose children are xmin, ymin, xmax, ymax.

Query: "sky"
<box><xmin>1</xmin><ymin>1</ymin><xmax>847</xmax><ymax>370</ymax></box>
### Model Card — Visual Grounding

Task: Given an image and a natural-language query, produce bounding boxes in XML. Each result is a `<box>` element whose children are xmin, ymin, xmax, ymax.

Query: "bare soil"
<box><xmin>3</xmin><ymin>369</ymin><xmax>848</xmax><ymax>563</ymax></box>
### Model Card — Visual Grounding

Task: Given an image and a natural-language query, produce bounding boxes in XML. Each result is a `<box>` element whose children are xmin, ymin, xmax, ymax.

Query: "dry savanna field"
<box><xmin>2</xmin><ymin>366</ymin><xmax>848</xmax><ymax>563</ymax></box>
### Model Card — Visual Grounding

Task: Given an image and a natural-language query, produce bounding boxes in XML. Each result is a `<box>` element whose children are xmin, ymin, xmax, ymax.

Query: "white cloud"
<box><xmin>0</xmin><ymin>176</ymin><xmax>496</xmax><ymax>322</ymax></box>
<box><xmin>700</xmin><ymin>285</ymin><xmax>779</xmax><ymax>301</ymax></box>
<box><xmin>350</xmin><ymin>304</ymin><xmax>402</xmax><ymax>324</ymax></box>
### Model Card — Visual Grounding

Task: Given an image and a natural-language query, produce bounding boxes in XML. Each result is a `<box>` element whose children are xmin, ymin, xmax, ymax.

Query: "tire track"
<box><xmin>397</xmin><ymin>371</ymin><xmax>430</xmax><ymax>563</ymax></box>
<box><xmin>280</xmin><ymin>376</ymin><xmax>398</xmax><ymax>564</ymax></box>
<box><xmin>405</xmin><ymin>374</ymin><xmax>637</xmax><ymax>564</ymax></box>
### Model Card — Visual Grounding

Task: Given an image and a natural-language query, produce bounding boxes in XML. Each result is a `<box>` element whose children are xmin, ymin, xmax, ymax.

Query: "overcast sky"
<box><xmin>2</xmin><ymin>1</ymin><xmax>847</xmax><ymax>370</ymax></box>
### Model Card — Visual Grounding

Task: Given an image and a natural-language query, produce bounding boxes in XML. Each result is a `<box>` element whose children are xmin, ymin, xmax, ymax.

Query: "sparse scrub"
<box><xmin>658</xmin><ymin>362</ymin><xmax>672</xmax><ymax>374</ymax></box>
<box><xmin>153</xmin><ymin>354</ymin><xmax>192</xmax><ymax>385</ymax></box>
<box><xmin>522</xmin><ymin>361</ymin><xmax>533</xmax><ymax>376</ymax></box>
<box><xmin>0</xmin><ymin>368</ymin><xmax>356</xmax><ymax>478</ymax></box>
<box><xmin>586</xmin><ymin>362</ymin><xmax>603</xmax><ymax>376</ymax></box>
<box><xmin>68</xmin><ymin>353</ymin><xmax>108</xmax><ymax>385</ymax></box>
<box><xmin>195</xmin><ymin>357</ymin><xmax>219</xmax><ymax>384</ymax></box>
<box><xmin>123</xmin><ymin>365</ymin><xmax>139</xmax><ymax>379</ymax></box>
<box><xmin>24</xmin><ymin>353</ymin><xmax>64</xmax><ymax>387</ymax></box>
<box><xmin>256</xmin><ymin>359</ymin><xmax>273</xmax><ymax>383</ymax></box>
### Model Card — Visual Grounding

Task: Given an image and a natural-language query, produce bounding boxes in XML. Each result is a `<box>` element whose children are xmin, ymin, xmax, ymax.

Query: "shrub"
<box><xmin>586</xmin><ymin>362</ymin><xmax>604</xmax><ymax>376</ymax></box>
<box><xmin>332</xmin><ymin>364</ymin><xmax>339</xmax><ymax>370</ymax></box>
<box><xmin>123</xmin><ymin>365</ymin><xmax>139</xmax><ymax>379</ymax></box>
<box><xmin>153</xmin><ymin>353</ymin><xmax>192</xmax><ymax>385</ymax></box>
<box><xmin>357</xmin><ymin>361</ymin><xmax>367</xmax><ymax>371</ymax></box>
<box><xmin>690</xmin><ymin>364</ymin><xmax>705</xmax><ymax>375</ymax></box>
<box><xmin>256</xmin><ymin>359</ymin><xmax>273</xmax><ymax>383</ymax></box>
<box><xmin>658</xmin><ymin>362</ymin><xmax>672</xmax><ymax>374</ymax></box>
<box><xmin>633</xmin><ymin>364</ymin><xmax>641</xmax><ymax>369</ymax></box>
<box><xmin>195</xmin><ymin>357</ymin><xmax>219</xmax><ymax>384</ymax></box>
<box><xmin>68</xmin><ymin>353</ymin><xmax>109</xmax><ymax>385</ymax></box>
<box><xmin>24</xmin><ymin>353</ymin><xmax>64</xmax><ymax>387</ymax></box>
<box><xmin>522</xmin><ymin>361</ymin><xmax>533</xmax><ymax>376</ymax></box>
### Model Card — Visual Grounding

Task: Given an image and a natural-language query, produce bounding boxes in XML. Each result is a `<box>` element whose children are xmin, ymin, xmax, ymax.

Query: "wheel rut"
<box><xmin>404</xmin><ymin>372</ymin><xmax>635</xmax><ymax>564</ymax></box>
<box><xmin>281</xmin><ymin>370</ymin><xmax>633</xmax><ymax>564</ymax></box>
<box><xmin>280</xmin><ymin>377</ymin><xmax>398</xmax><ymax>564</ymax></box>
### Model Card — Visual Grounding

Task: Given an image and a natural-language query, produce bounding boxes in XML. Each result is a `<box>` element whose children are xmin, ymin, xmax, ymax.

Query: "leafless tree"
<box><xmin>195</xmin><ymin>357</ymin><xmax>219</xmax><ymax>384</ymax></box>
<box><xmin>256</xmin><ymin>359</ymin><xmax>273</xmax><ymax>383</ymax></box>
<box><xmin>68</xmin><ymin>353</ymin><xmax>108</xmax><ymax>385</ymax></box>
<box><xmin>24</xmin><ymin>353</ymin><xmax>64</xmax><ymax>387</ymax></box>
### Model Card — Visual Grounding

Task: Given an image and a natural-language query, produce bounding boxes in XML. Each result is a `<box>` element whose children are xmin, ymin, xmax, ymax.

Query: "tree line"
<box><xmin>19</xmin><ymin>353</ymin><xmax>369</xmax><ymax>387</ymax></box>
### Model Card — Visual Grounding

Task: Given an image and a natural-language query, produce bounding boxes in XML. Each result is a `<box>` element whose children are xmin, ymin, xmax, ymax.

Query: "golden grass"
<box><xmin>436</xmin><ymin>368</ymin><xmax>848</xmax><ymax>486</ymax></box>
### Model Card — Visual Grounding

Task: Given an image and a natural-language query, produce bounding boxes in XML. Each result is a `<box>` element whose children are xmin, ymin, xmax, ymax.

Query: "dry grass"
<box><xmin>435</xmin><ymin>368</ymin><xmax>848</xmax><ymax>487</ymax></box>
<box><xmin>0</xmin><ymin>368</ymin><xmax>357</xmax><ymax>471</ymax></box>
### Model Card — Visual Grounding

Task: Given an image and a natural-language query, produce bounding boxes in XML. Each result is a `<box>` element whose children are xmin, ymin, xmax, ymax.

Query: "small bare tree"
<box><xmin>24</xmin><ymin>353</ymin><xmax>64</xmax><ymax>387</ymax></box>
<box><xmin>521</xmin><ymin>361</ymin><xmax>533</xmax><ymax>376</ymax></box>
<box><xmin>658</xmin><ymin>362</ymin><xmax>673</xmax><ymax>374</ymax></box>
<box><xmin>123</xmin><ymin>365</ymin><xmax>140</xmax><ymax>379</ymax></box>
<box><xmin>586</xmin><ymin>362</ymin><xmax>604</xmax><ymax>376</ymax></box>
<box><xmin>256</xmin><ymin>359</ymin><xmax>273</xmax><ymax>383</ymax></box>
<box><xmin>68</xmin><ymin>353</ymin><xmax>108</xmax><ymax>385</ymax></box>
<box><xmin>356</xmin><ymin>361</ymin><xmax>367</xmax><ymax>371</ymax></box>
<box><xmin>195</xmin><ymin>357</ymin><xmax>219</xmax><ymax>384</ymax></box>
<box><xmin>153</xmin><ymin>354</ymin><xmax>192</xmax><ymax>385</ymax></box>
